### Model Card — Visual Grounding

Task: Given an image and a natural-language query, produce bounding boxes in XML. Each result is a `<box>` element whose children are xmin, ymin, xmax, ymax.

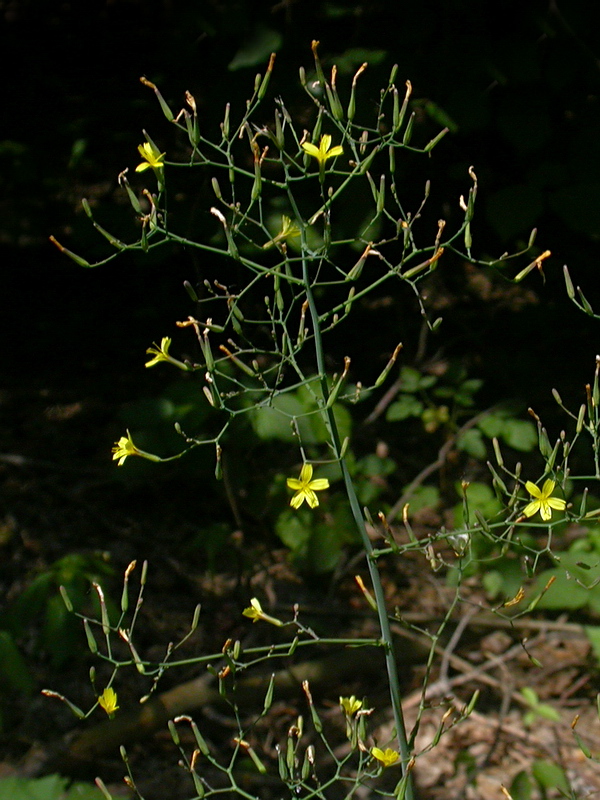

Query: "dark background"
<box><xmin>3</xmin><ymin>0</ymin><xmax>600</xmax><ymax>491</ymax></box>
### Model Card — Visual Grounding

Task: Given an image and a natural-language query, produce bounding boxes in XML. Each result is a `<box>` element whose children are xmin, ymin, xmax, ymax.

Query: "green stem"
<box><xmin>299</xmin><ymin>236</ymin><xmax>414</xmax><ymax>799</ymax></box>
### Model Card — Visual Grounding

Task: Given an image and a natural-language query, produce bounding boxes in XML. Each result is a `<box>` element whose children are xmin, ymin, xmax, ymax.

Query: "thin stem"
<box><xmin>299</xmin><ymin>229</ymin><xmax>414</xmax><ymax>800</ymax></box>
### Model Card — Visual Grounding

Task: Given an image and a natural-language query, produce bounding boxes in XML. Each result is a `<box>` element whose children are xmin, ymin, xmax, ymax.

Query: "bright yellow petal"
<box><xmin>305</xmin><ymin>489</ymin><xmax>319</xmax><ymax>508</ymax></box>
<box><xmin>525</xmin><ymin>481</ymin><xmax>542</xmax><ymax>499</ymax></box>
<box><xmin>539</xmin><ymin>503</ymin><xmax>553</xmax><ymax>521</ymax></box>
<box><xmin>301</xmin><ymin>142</ymin><xmax>321</xmax><ymax>158</ymax></box>
<box><xmin>541</xmin><ymin>479</ymin><xmax>556</xmax><ymax>497</ymax></box>
<box><xmin>546</xmin><ymin>497</ymin><xmax>566</xmax><ymax>511</ymax></box>
<box><xmin>319</xmin><ymin>134</ymin><xmax>332</xmax><ymax>152</ymax></box>
<box><xmin>290</xmin><ymin>491</ymin><xmax>306</xmax><ymax>509</ymax></box>
<box><xmin>326</xmin><ymin>145</ymin><xmax>344</xmax><ymax>159</ymax></box>
<box><xmin>136</xmin><ymin>162</ymin><xmax>151</xmax><ymax>172</ymax></box>
<box><xmin>308</xmin><ymin>478</ymin><xmax>329</xmax><ymax>491</ymax></box>
<box><xmin>523</xmin><ymin>500</ymin><xmax>541</xmax><ymax>518</ymax></box>
<box><xmin>287</xmin><ymin>478</ymin><xmax>303</xmax><ymax>490</ymax></box>
<box><xmin>299</xmin><ymin>463</ymin><xmax>314</xmax><ymax>482</ymax></box>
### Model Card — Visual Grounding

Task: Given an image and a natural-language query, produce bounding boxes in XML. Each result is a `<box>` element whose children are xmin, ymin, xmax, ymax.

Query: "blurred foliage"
<box><xmin>0</xmin><ymin>552</ymin><xmax>115</xmax><ymax>722</ymax></box>
<box><xmin>0</xmin><ymin>775</ymin><xmax>104</xmax><ymax>800</ymax></box>
<box><xmin>4</xmin><ymin>0</ymin><xmax>600</xmax><ymax>254</ymax></box>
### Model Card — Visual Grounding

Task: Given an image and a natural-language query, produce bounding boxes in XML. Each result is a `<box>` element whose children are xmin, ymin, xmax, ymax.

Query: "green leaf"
<box><xmin>509</xmin><ymin>770</ymin><xmax>532</xmax><ymax>800</ymax></box>
<box><xmin>0</xmin><ymin>776</ymin><xmax>105</xmax><ymax>800</ymax></box>
<box><xmin>531</xmin><ymin>760</ymin><xmax>569</xmax><ymax>793</ymax></box>
<box><xmin>0</xmin><ymin>631</ymin><xmax>35</xmax><ymax>695</ymax></box>
<box><xmin>520</xmin><ymin>687</ymin><xmax>538</xmax><ymax>706</ymax></box>
<box><xmin>399</xmin><ymin>366</ymin><xmax>436</xmax><ymax>392</ymax></box>
<box><xmin>482</xmin><ymin>570</ymin><xmax>504</xmax><ymax>599</ymax></box>
<box><xmin>405</xmin><ymin>485</ymin><xmax>440</xmax><ymax>513</ymax></box>
<box><xmin>275</xmin><ymin>508</ymin><xmax>311</xmax><ymax>555</ymax></box>
<box><xmin>357</xmin><ymin>454</ymin><xmax>396</xmax><ymax>478</ymax></box>
<box><xmin>501</xmin><ymin>419</ymin><xmax>537</xmax><ymax>452</ymax></box>
<box><xmin>531</xmin><ymin>552</ymin><xmax>600</xmax><ymax>612</ymax></box>
<box><xmin>251</xmin><ymin>386</ymin><xmax>351</xmax><ymax>445</ymax></box>
<box><xmin>478</xmin><ymin>412</ymin><xmax>508</xmax><ymax>439</ymax></box>
<box><xmin>386</xmin><ymin>395</ymin><xmax>423</xmax><ymax>422</ymax></box>
<box><xmin>457</xmin><ymin>428</ymin><xmax>486</xmax><ymax>459</ymax></box>
<box><xmin>535</xmin><ymin>704</ymin><xmax>561</xmax><ymax>722</ymax></box>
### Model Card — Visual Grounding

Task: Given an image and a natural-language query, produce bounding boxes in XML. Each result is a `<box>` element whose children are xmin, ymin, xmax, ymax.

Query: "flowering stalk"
<box><xmin>297</xmin><ymin>224</ymin><xmax>414</xmax><ymax>800</ymax></box>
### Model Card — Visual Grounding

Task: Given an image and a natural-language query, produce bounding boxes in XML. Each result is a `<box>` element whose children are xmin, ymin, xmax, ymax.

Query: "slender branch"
<box><xmin>299</xmin><ymin>226</ymin><xmax>415</xmax><ymax>800</ymax></box>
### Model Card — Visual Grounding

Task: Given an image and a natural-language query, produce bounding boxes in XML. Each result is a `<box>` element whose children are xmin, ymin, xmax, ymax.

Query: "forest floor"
<box><xmin>2</xmin><ymin>373</ymin><xmax>600</xmax><ymax>800</ymax></box>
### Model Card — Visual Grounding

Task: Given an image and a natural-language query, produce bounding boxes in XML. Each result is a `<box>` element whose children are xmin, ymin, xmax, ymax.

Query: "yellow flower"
<box><xmin>145</xmin><ymin>337</ymin><xmax>172</xmax><ymax>367</ymax></box>
<box><xmin>242</xmin><ymin>598</ymin><xmax>283</xmax><ymax>627</ymax></box>
<box><xmin>301</xmin><ymin>134</ymin><xmax>344</xmax><ymax>167</ymax></box>
<box><xmin>523</xmin><ymin>479</ymin><xmax>566</xmax><ymax>521</ymax></box>
<box><xmin>135</xmin><ymin>142</ymin><xmax>165</xmax><ymax>172</ymax></box>
<box><xmin>111</xmin><ymin>431</ymin><xmax>161</xmax><ymax>466</ymax></box>
<box><xmin>263</xmin><ymin>215</ymin><xmax>301</xmax><ymax>249</ymax></box>
<box><xmin>145</xmin><ymin>337</ymin><xmax>190</xmax><ymax>370</ymax></box>
<box><xmin>340</xmin><ymin>696</ymin><xmax>363</xmax><ymax>716</ymax></box>
<box><xmin>98</xmin><ymin>687</ymin><xmax>119</xmax><ymax>717</ymax></box>
<box><xmin>371</xmin><ymin>747</ymin><xmax>399</xmax><ymax>767</ymax></box>
<box><xmin>287</xmin><ymin>463</ymin><xmax>329</xmax><ymax>509</ymax></box>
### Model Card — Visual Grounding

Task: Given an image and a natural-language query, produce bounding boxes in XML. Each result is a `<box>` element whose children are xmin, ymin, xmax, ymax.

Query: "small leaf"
<box><xmin>501</xmin><ymin>419</ymin><xmax>537</xmax><ymax>452</ymax></box>
<box><xmin>531</xmin><ymin>760</ymin><xmax>569</xmax><ymax>793</ymax></box>
<box><xmin>386</xmin><ymin>395</ymin><xmax>423</xmax><ymax>421</ymax></box>
<box><xmin>457</xmin><ymin>428</ymin><xmax>486</xmax><ymax>459</ymax></box>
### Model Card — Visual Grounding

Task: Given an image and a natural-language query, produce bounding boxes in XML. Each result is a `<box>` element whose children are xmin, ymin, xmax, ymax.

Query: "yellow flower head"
<box><xmin>301</xmin><ymin>134</ymin><xmax>344</xmax><ymax>167</ymax></box>
<box><xmin>145</xmin><ymin>337</ymin><xmax>190</xmax><ymax>371</ymax></box>
<box><xmin>242</xmin><ymin>597</ymin><xmax>283</xmax><ymax>627</ymax></box>
<box><xmin>371</xmin><ymin>747</ymin><xmax>400</xmax><ymax>768</ymax></box>
<box><xmin>264</xmin><ymin>215</ymin><xmax>301</xmax><ymax>249</ymax></box>
<box><xmin>286</xmin><ymin>463</ymin><xmax>330</xmax><ymax>509</ymax></box>
<box><xmin>340</xmin><ymin>695</ymin><xmax>363</xmax><ymax>716</ymax></box>
<box><xmin>145</xmin><ymin>336</ymin><xmax>172</xmax><ymax>367</ymax></box>
<box><xmin>523</xmin><ymin>479</ymin><xmax>566</xmax><ymax>522</ymax></box>
<box><xmin>111</xmin><ymin>431</ymin><xmax>161</xmax><ymax>466</ymax></box>
<box><xmin>136</xmin><ymin>142</ymin><xmax>165</xmax><ymax>172</ymax></box>
<box><xmin>112</xmin><ymin>430</ymin><xmax>140</xmax><ymax>466</ymax></box>
<box><xmin>98</xmin><ymin>687</ymin><xmax>119</xmax><ymax>717</ymax></box>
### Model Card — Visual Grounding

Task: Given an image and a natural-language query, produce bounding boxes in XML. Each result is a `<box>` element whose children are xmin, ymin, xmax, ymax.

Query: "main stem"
<box><xmin>301</xmin><ymin>248</ymin><xmax>414</xmax><ymax>799</ymax></box>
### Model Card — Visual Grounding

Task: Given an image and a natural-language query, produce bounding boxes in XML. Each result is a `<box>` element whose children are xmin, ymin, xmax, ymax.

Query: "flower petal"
<box><xmin>308</xmin><ymin>478</ymin><xmax>329</xmax><ymax>491</ymax></box>
<box><xmin>319</xmin><ymin>134</ymin><xmax>332</xmax><ymax>151</ymax></box>
<box><xmin>541</xmin><ymin>479</ymin><xmax>556</xmax><ymax>497</ymax></box>
<box><xmin>525</xmin><ymin>481</ymin><xmax>542</xmax><ymax>499</ymax></box>
<box><xmin>327</xmin><ymin>145</ymin><xmax>344</xmax><ymax>159</ymax></box>
<box><xmin>304</xmin><ymin>489</ymin><xmax>319</xmax><ymax>508</ymax></box>
<box><xmin>290</xmin><ymin>492</ymin><xmax>306</xmax><ymax>509</ymax></box>
<box><xmin>539</xmin><ymin>503</ymin><xmax>553</xmax><ymax>521</ymax></box>
<box><xmin>523</xmin><ymin>500</ymin><xmax>541</xmax><ymax>518</ymax></box>
<box><xmin>301</xmin><ymin>142</ymin><xmax>320</xmax><ymax>158</ymax></box>
<box><xmin>546</xmin><ymin>497</ymin><xmax>566</xmax><ymax>511</ymax></box>
<box><xmin>299</xmin><ymin>463</ymin><xmax>314</xmax><ymax>482</ymax></box>
<box><xmin>287</xmin><ymin>478</ymin><xmax>303</xmax><ymax>490</ymax></box>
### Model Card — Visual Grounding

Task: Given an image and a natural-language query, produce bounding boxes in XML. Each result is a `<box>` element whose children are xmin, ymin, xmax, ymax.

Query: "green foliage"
<box><xmin>0</xmin><ymin>776</ymin><xmax>104</xmax><ymax>800</ymax></box>
<box><xmin>249</xmin><ymin>382</ymin><xmax>352</xmax><ymax>445</ymax></box>
<box><xmin>1</xmin><ymin>553</ymin><xmax>114</xmax><ymax>668</ymax></box>
<box><xmin>0</xmin><ymin>631</ymin><xmax>34</xmax><ymax>697</ymax></box>
<box><xmin>520</xmin><ymin>687</ymin><xmax>561</xmax><ymax>727</ymax></box>
<box><xmin>276</xmin><ymin>496</ymin><xmax>357</xmax><ymax>572</ymax></box>
<box><xmin>509</xmin><ymin>762</ymin><xmax>571</xmax><ymax>800</ymax></box>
